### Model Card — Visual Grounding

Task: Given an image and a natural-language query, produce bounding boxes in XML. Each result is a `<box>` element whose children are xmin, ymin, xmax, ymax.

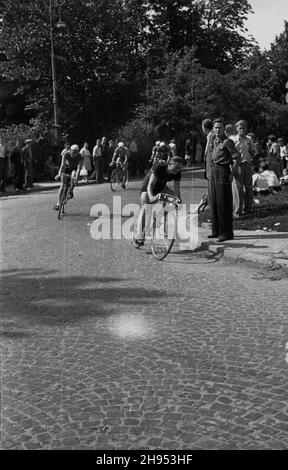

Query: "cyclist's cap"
<box><xmin>156</xmin><ymin>141</ymin><xmax>160</xmax><ymax>145</ymax></box>
<box><xmin>71</xmin><ymin>144</ymin><xmax>79</xmax><ymax>151</ymax></box>
<box><xmin>118</xmin><ymin>142</ymin><xmax>124</xmax><ymax>147</ymax></box>
<box><xmin>159</xmin><ymin>141</ymin><xmax>166</xmax><ymax>147</ymax></box>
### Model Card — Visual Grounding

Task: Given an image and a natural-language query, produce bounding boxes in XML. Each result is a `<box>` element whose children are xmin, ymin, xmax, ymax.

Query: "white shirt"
<box><xmin>234</xmin><ymin>135</ymin><xmax>255</xmax><ymax>164</ymax></box>
<box><xmin>80</xmin><ymin>147</ymin><xmax>91</xmax><ymax>158</ymax></box>
<box><xmin>261</xmin><ymin>170</ymin><xmax>280</xmax><ymax>188</ymax></box>
<box><xmin>93</xmin><ymin>145</ymin><xmax>102</xmax><ymax>157</ymax></box>
<box><xmin>252</xmin><ymin>173</ymin><xmax>270</xmax><ymax>192</ymax></box>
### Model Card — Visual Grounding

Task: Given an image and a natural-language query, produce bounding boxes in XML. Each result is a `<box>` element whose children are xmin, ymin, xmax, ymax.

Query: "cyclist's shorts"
<box><xmin>61</xmin><ymin>173</ymin><xmax>72</xmax><ymax>184</ymax></box>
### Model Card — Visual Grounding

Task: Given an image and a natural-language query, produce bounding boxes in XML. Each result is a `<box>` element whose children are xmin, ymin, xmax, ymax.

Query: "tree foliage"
<box><xmin>0</xmin><ymin>0</ymin><xmax>287</xmax><ymax>146</ymax></box>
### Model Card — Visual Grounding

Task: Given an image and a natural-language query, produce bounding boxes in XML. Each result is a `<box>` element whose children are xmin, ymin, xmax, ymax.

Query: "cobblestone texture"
<box><xmin>0</xmin><ymin>176</ymin><xmax>288</xmax><ymax>449</ymax></box>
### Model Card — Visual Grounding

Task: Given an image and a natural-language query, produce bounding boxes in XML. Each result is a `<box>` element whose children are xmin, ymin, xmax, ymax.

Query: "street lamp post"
<box><xmin>48</xmin><ymin>0</ymin><xmax>66</xmax><ymax>145</ymax></box>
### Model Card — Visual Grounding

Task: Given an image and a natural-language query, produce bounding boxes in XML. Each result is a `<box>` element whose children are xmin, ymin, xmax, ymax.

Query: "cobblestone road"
<box><xmin>0</xmin><ymin>173</ymin><xmax>288</xmax><ymax>450</ymax></box>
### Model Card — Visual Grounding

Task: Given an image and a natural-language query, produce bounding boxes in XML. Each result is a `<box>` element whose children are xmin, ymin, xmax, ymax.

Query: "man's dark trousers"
<box><xmin>94</xmin><ymin>157</ymin><xmax>104</xmax><ymax>183</ymax></box>
<box><xmin>210</xmin><ymin>164</ymin><xmax>233</xmax><ymax>238</ymax></box>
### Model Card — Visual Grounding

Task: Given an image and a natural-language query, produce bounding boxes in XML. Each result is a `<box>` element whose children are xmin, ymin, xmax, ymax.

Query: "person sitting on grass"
<box><xmin>280</xmin><ymin>168</ymin><xmax>288</xmax><ymax>186</ymax></box>
<box><xmin>252</xmin><ymin>166</ymin><xmax>270</xmax><ymax>195</ymax></box>
<box><xmin>259</xmin><ymin>163</ymin><xmax>281</xmax><ymax>193</ymax></box>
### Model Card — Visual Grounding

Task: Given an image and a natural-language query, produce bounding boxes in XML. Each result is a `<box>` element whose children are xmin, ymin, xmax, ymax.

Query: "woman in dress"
<box><xmin>80</xmin><ymin>142</ymin><xmax>91</xmax><ymax>182</ymax></box>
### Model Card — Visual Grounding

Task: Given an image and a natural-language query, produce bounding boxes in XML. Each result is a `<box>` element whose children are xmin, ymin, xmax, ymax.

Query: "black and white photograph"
<box><xmin>0</xmin><ymin>0</ymin><xmax>288</xmax><ymax>457</ymax></box>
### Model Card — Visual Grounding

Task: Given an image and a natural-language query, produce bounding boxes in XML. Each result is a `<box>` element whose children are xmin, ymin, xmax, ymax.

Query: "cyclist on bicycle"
<box><xmin>134</xmin><ymin>156</ymin><xmax>183</xmax><ymax>244</ymax></box>
<box><xmin>110</xmin><ymin>142</ymin><xmax>129</xmax><ymax>188</ymax></box>
<box><xmin>151</xmin><ymin>141</ymin><xmax>172</xmax><ymax>165</ymax></box>
<box><xmin>53</xmin><ymin>144</ymin><xmax>82</xmax><ymax>210</ymax></box>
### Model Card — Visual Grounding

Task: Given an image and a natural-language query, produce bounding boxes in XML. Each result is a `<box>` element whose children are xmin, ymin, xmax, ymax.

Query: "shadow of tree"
<box><xmin>0</xmin><ymin>268</ymin><xmax>177</xmax><ymax>326</ymax></box>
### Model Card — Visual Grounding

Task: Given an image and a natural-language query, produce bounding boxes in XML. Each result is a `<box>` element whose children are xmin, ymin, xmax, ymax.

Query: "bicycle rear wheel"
<box><xmin>151</xmin><ymin>209</ymin><xmax>176</xmax><ymax>260</ymax></box>
<box><xmin>111</xmin><ymin>169</ymin><xmax>119</xmax><ymax>191</ymax></box>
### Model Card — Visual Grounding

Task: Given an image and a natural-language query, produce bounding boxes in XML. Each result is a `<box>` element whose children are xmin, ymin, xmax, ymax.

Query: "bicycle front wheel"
<box><xmin>151</xmin><ymin>209</ymin><xmax>176</xmax><ymax>260</ymax></box>
<box><xmin>110</xmin><ymin>169</ymin><xmax>119</xmax><ymax>191</ymax></box>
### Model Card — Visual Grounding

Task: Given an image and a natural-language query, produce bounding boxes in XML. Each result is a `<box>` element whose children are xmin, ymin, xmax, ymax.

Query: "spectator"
<box><xmin>202</xmin><ymin>118</ymin><xmax>214</xmax><ymax>209</ymax></box>
<box><xmin>267</xmin><ymin>134</ymin><xmax>282</xmax><ymax>178</ymax></box>
<box><xmin>278</xmin><ymin>138</ymin><xmax>288</xmax><ymax>172</ymax></box>
<box><xmin>10</xmin><ymin>139</ymin><xmax>25</xmax><ymax>191</ymax></box>
<box><xmin>22</xmin><ymin>139</ymin><xmax>34</xmax><ymax>189</ymax></box>
<box><xmin>129</xmin><ymin>139</ymin><xmax>138</xmax><ymax>177</ymax></box>
<box><xmin>195</xmin><ymin>138</ymin><xmax>204</xmax><ymax>164</ymax></box>
<box><xmin>225</xmin><ymin>124</ymin><xmax>240</xmax><ymax>220</ymax></box>
<box><xmin>0</xmin><ymin>133</ymin><xmax>8</xmax><ymax>192</ymax></box>
<box><xmin>101</xmin><ymin>136</ymin><xmax>109</xmax><ymax>180</ymax></box>
<box><xmin>61</xmin><ymin>142</ymin><xmax>70</xmax><ymax>159</ymax></box>
<box><xmin>233</xmin><ymin>120</ymin><xmax>255</xmax><ymax>216</ymax></box>
<box><xmin>259</xmin><ymin>163</ymin><xmax>281</xmax><ymax>192</ymax></box>
<box><xmin>247</xmin><ymin>132</ymin><xmax>262</xmax><ymax>170</ymax></box>
<box><xmin>80</xmin><ymin>142</ymin><xmax>91</xmax><ymax>182</ymax></box>
<box><xmin>184</xmin><ymin>139</ymin><xmax>193</xmax><ymax>166</ymax></box>
<box><xmin>44</xmin><ymin>155</ymin><xmax>58</xmax><ymax>180</ymax></box>
<box><xmin>252</xmin><ymin>167</ymin><xmax>270</xmax><ymax>194</ymax></box>
<box><xmin>209</xmin><ymin>119</ymin><xmax>240</xmax><ymax>242</ymax></box>
<box><xmin>280</xmin><ymin>168</ymin><xmax>288</xmax><ymax>186</ymax></box>
<box><xmin>92</xmin><ymin>139</ymin><xmax>104</xmax><ymax>183</ymax></box>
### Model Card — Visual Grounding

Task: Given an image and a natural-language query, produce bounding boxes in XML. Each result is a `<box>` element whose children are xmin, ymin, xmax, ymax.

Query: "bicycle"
<box><xmin>132</xmin><ymin>193</ymin><xmax>181</xmax><ymax>260</ymax></box>
<box><xmin>57</xmin><ymin>173</ymin><xmax>76</xmax><ymax>220</ymax></box>
<box><xmin>110</xmin><ymin>161</ymin><xmax>128</xmax><ymax>191</ymax></box>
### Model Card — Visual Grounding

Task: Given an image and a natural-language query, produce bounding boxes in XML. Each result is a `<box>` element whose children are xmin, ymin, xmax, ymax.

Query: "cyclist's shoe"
<box><xmin>53</xmin><ymin>205</ymin><xmax>59</xmax><ymax>210</ymax></box>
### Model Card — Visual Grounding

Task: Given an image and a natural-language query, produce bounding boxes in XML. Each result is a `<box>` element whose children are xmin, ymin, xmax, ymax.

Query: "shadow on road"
<box><xmin>0</xmin><ymin>268</ymin><xmax>178</xmax><ymax>327</ymax></box>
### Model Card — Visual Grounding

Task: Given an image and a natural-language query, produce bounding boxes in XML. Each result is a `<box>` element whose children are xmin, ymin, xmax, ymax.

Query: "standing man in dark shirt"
<box><xmin>134</xmin><ymin>157</ymin><xmax>183</xmax><ymax>244</ymax></box>
<box><xmin>209</xmin><ymin>119</ymin><xmax>240</xmax><ymax>243</ymax></box>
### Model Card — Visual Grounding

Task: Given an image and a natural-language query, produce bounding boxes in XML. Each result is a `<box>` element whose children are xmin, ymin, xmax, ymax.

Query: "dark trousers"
<box><xmin>13</xmin><ymin>163</ymin><xmax>25</xmax><ymax>189</ymax></box>
<box><xmin>94</xmin><ymin>158</ymin><xmax>104</xmax><ymax>183</ymax></box>
<box><xmin>0</xmin><ymin>159</ymin><xmax>6</xmax><ymax>191</ymax></box>
<box><xmin>234</xmin><ymin>161</ymin><xmax>253</xmax><ymax>214</ymax></box>
<box><xmin>24</xmin><ymin>158</ymin><xmax>34</xmax><ymax>188</ymax></box>
<box><xmin>210</xmin><ymin>164</ymin><xmax>233</xmax><ymax>238</ymax></box>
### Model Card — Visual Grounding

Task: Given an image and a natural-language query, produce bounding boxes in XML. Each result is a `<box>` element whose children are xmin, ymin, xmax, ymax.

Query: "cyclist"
<box><xmin>110</xmin><ymin>142</ymin><xmax>129</xmax><ymax>188</ymax></box>
<box><xmin>53</xmin><ymin>144</ymin><xmax>82</xmax><ymax>210</ymax></box>
<box><xmin>134</xmin><ymin>156</ymin><xmax>183</xmax><ymax>244</ymax></box>
<box><xmin>154</xmin><ymin>141</ymin><xmax>172</xmax><ymax>164</ymax></box>
<box><xmin>149</xmin><ymin>141</ymin><xmax>160</xmax><ymax>164</ymax></box>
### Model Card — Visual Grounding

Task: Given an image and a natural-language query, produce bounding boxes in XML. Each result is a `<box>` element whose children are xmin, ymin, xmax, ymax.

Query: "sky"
<box><xmin>246</xmin><ymin>0</ymin><xmax>288</xmax><ymax>49</ymax></box>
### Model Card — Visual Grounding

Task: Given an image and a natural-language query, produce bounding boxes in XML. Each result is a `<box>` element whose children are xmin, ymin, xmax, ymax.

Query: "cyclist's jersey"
<box><xmin>62</xmin><ymin>151</ymin><xmax>82</xmax><ymax>175</ymax></box>
<box><xmin>141</xmin><ymin>161</ymin><xmax>181</xmax><ymax>195</ymax></box>
<box><xmin>113</xmin><ymin>147</ymin><xmax>128</xmax><ymax>163</ymax></box>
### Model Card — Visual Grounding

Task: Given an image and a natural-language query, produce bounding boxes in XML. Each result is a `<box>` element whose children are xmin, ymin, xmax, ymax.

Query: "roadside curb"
<box><xmin>0</xmin><ymin>180</ymin><xmax>106</xmax><ymax>197</ymax></box>
<box><xmin>198</xmin><ymin>226</ymin><xmax>288</xmax><ymax>269</ymax></box>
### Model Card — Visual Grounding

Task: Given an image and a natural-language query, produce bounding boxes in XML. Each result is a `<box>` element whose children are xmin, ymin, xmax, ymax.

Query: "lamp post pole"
<box><xmin>49</xmin><ymin>0</ymin><xmax>58</xmax><ymax>129</ymax></box>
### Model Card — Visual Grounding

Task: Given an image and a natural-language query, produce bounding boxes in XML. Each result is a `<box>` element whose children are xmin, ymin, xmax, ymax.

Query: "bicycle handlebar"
<box><xmin>157</xmin><ymin>193</ymin><xmax>182</xmax><ymax>205</ymax></box>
